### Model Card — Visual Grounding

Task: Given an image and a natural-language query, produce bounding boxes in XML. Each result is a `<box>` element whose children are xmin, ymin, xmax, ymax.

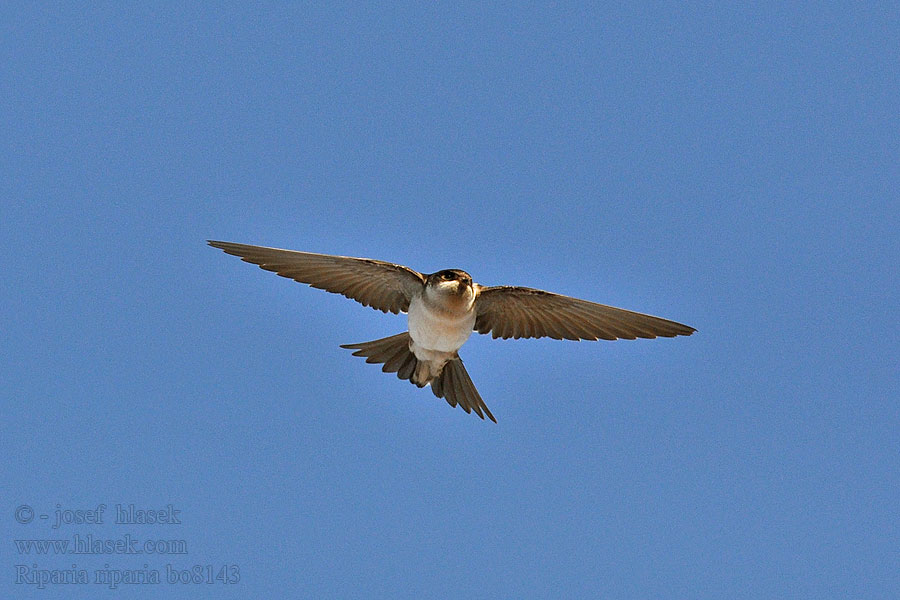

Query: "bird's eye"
<box><xmin>442</xmin><ymin>271</ymin><xmax>455</xmax><ymax>280</ymax></box>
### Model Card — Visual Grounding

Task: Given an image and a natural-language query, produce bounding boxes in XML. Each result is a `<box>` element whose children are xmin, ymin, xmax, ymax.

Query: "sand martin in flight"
<box><xmin>209</xmin><ymin>241</ymin><xmax>695</xmax><ymax>422</ymax></box>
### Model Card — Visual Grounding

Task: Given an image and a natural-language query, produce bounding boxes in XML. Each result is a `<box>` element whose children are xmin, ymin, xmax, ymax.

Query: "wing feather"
<box><xmin>475</xmin><ymin>286</ymin><xmax>695</xmax><ymax>341</ymax></box>
<box><xmin>208</xmin><ymin>241</ymin><xmax>425</xmax><ymax>314</ymax></box>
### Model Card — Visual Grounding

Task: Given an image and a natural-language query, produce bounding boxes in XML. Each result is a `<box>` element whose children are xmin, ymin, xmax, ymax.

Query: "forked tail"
<box><xmin>340</xmin><ymin>332</ymin><xmax>496</xmax><ymax>422</ymax></box>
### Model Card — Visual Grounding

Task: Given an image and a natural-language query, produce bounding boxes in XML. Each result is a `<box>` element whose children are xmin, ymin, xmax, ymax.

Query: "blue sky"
<box><xmin>2</xmin><ymin>2</ymin><xmax>897</xmax><ymax>598</ymax></box>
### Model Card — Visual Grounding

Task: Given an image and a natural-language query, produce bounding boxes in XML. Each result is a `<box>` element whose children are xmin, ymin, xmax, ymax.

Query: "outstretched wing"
<box><xmin>475</xmin><ymin>286</ymin><xmax>695</xmax><ymax>341</ymax></box>
<box><xmin>208</xmin><ymin>241</ymin><xmax>425</xmax><ymax>314</ymax></box>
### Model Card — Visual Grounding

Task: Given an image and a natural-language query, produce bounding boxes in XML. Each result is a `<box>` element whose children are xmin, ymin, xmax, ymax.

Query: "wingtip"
<box><xmin>669</xmin><ymin>321</ymin><xmax>697</xmax><ymax>337</ymax></box>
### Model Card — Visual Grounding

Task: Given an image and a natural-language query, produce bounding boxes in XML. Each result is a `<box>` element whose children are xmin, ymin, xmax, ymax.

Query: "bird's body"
<box><xmin>208</xmin><ymin>240</ymin><xmax>696</xmax><ymax>422</ymax></box>
<box><xmin>407</xmin><ymin>269</ymin><xmax>477</xmax><ymax>386</ymax></box>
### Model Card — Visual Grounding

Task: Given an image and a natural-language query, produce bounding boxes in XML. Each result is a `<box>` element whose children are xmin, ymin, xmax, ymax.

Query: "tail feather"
<box><xmin>381</xmin><ymin>345</ymin><xmax>410</xmax><ymax>373</ymax></box>
<box><xmin>430</xmin><ymin>373</ymin><xmax>449</xmax><ymax>405</ymax></box>
<box><xmin>341</xmin><ymin>333</ymin><xmax>417</xmax><ymax>381</ymax></box>
<box><xmin>431</xmin><ymin>358</ymin><xmax>496</xmax><ymax>423</ymax></box>
<box><xmin>441</xmin><ymin>361</ymin><xmax>470</xmax><ymax>414</ymax></box>
<box><xmin>341</xmin><ymin>332</ymin><xmax>496</xmax><ymax>423</ymax></box>
<box><xmin>397</xmin><ymin>353</ymin><xmax>417</xmax><ymax>381</ymax></box>
<box><xmin>341</xmin><ymin>332</ymin><xmax>408</xmax><ymax>363</ymax></box>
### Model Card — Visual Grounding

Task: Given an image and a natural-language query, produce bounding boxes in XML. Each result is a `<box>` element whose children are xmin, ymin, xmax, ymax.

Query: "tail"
<box><xmin>340</xmin><ymin>333</ymin><xmax>496</xmax><ymax>422</ymax></box>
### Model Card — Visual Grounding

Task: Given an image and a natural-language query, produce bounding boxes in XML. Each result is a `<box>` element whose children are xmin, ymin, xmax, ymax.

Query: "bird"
<box><xmin>208</xmin><ymin>240</ymin><xmax>696</xmax><ymax>422</ymax></box>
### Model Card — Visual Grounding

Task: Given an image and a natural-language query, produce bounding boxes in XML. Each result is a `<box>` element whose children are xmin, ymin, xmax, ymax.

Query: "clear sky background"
<box><xmin>2</xmin><ymin>3</ymin><xmax>897</xmax><ymax>599</ymax></box>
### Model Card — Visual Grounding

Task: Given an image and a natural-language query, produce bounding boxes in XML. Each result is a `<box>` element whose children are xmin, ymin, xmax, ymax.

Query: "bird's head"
<box><xmin>425</xmin><ymin>269</ymin><xmax>475</xmax><ymax>308</ymax></box>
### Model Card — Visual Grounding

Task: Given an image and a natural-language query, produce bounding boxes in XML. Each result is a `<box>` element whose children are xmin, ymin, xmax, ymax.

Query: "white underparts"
<box><xmin>407</xmin><ymin>292</ymin><xmax>476</xmax><ymax>369</ymax></box>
